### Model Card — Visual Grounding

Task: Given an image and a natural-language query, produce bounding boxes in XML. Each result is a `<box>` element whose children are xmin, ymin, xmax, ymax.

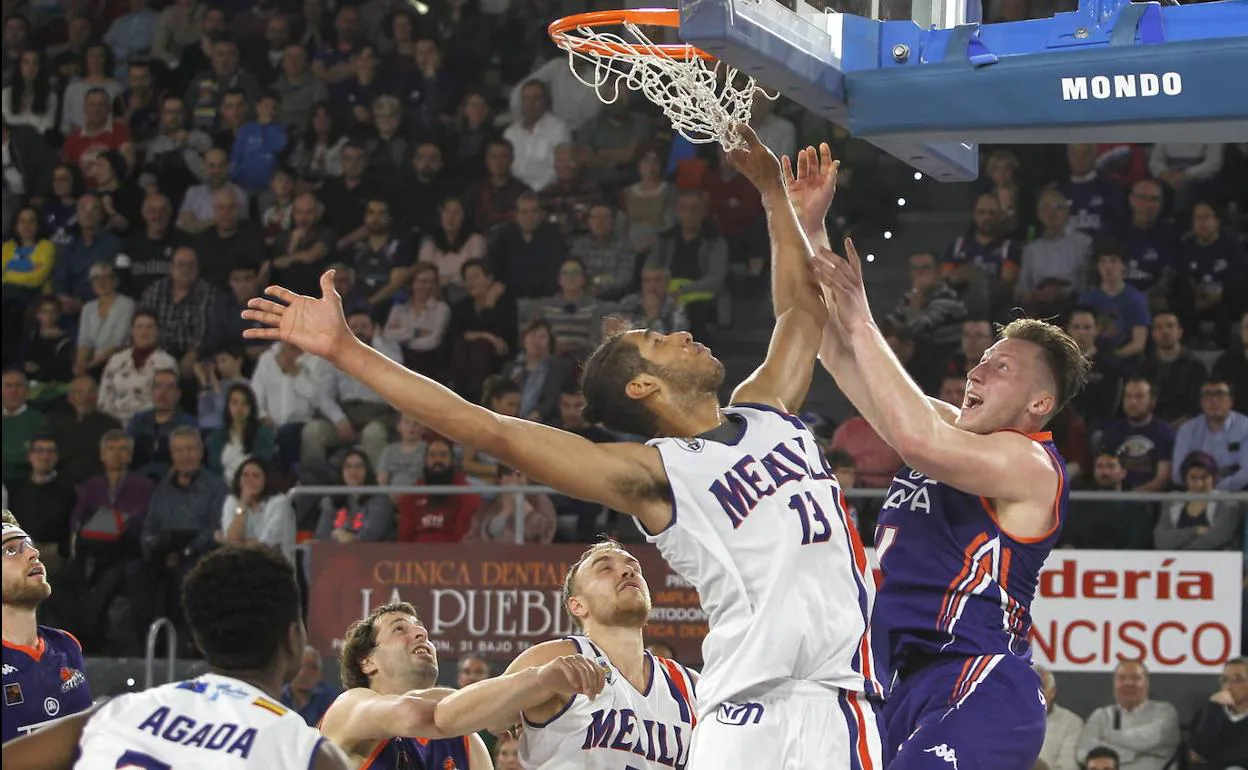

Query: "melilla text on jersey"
<box><xmin>708</xmin><ymin>435</ymin><xmax>838</xmax><ymax>528</ymax></box>
<box><xmin>582</xmin><ymin>707</ymin><xmax>691</xmax><ymax>769</ymax></box>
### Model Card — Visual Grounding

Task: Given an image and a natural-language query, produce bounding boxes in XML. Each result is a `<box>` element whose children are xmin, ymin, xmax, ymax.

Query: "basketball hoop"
<box><xmin>547</xmin><ymin>8</ymin><xmax>766</xmax><ymax>149</ymax></box>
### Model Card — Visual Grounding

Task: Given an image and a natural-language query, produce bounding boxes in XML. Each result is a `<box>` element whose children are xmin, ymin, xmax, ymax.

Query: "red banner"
<box><xmin>307</xmin><ymin>543</ymin><xmax>709</xmax><ymax>664</ymax></box>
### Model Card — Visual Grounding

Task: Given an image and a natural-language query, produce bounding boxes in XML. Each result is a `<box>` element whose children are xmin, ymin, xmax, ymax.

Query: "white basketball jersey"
<box><xmin>519</xmin><ymin>636</ymin><xmax>698</xmax><ymax>769</ymax></box>
<box><xmin>644</xmin><ymin>404</ymin><xmax>882</xmax><ymax>719</ymax></box>
<box><xmin>74</xmin><ymin>673</ymin><xmax>325</xmax><ymax>770</ymax></box>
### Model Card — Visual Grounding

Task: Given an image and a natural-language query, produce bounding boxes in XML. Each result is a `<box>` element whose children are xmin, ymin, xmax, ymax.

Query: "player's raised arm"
<box><xmin>727</xmin><ymin>126</ymin><xmax>828</xmax><ymax>413</ymax></box>
<box><xmin>813</xmin><ymin>241</ymin><xmax>1072</xmax><ymax>534</ymax></box>
<box><xmin>242</xmin><ymin>273</ymin><xmax>672</xmax><ymax>530</ymax></box>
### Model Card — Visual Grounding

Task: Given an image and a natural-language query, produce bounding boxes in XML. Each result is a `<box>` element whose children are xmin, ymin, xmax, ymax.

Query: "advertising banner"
<box><xmin>307</xmin><ymin>543</ymin><xmax>708</xmax><ymax>662</ymax></box>
<box><xmin>308</xmin><ymin>545</ymin><xmax>1241</xmax><ymax>674</ymax></box>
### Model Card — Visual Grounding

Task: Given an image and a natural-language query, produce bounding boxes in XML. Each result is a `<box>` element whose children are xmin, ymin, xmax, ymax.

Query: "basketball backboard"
<box><xmin>677</xmin><ymin>0</ymin><xmax>1248</xmax><ymax>181</ymax></box>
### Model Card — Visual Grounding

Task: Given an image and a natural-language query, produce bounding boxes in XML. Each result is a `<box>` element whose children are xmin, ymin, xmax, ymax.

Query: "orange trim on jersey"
<box><xmin>62</xmin><ymin>630</ymin><xmax>83</xmax><ymax>652</ymax></box>
<box><xmin>358</xmin><ymin>740</ymin><xmax>388</xmax><ymax>770</ymax></box>
<box><xmin>952</xmin><ymin>655</ymin><xmax>992</xmax><ymax>704</ymax></box>
<box><xmin>979</xmin><ymin>431</ymin><xmax>1065</xmax><ymax>544</ymax></box>
<box><xmin>995</xmin><ymin>429</ymin><xmax>1053</xmax><ymax>443</ymax></box>
<box><xmin>3</xmin><ymin>637</ymin><xmax>46</xmax><ymax>662</ymax></box>
<box><xmin>999</xmin><ymin>548</ymin><xmax>1012</xmax><ymax>591</ymax></box>
<box><xmin>848</xmin><ymin>692</ymin><xmax>876</xmax><ymax>770</ymax></box>
<box><xmin>936</xmin><ymin>532</ymin><xmax>990</xmax><ymax>628</ymax></box>
<box><xmin>658</xmin><ymin>658</ymin><xmax>696</xmax><ymax>728</ymax></box>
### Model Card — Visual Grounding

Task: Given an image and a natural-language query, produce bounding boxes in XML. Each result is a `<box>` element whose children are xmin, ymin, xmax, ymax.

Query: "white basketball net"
<box><xmin>553</xmin><ymin>19</ymin><xmax>765</xmax><ymax>150</ymax></box>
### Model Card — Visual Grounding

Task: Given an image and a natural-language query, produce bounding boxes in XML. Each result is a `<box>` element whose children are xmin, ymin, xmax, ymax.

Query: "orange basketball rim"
<box><xmin>547</xmin><ymin>8</ymin><xmax>715</xmax><ymax>60</ymax></box>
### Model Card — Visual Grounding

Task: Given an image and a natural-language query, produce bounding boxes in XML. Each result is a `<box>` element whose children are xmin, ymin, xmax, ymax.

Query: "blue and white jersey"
<box><xmin>519</xmin><ymin>635</ymin><xmax>697</xmax><ymax>769</ymax></box>
<box><xmin>642</xmin><ymin>404</ymin><xmax>881</xmax><ymax>719</ymax></box>
<box><xmin>74</xmin><ymin>673</ymin><xmax>326</xmax><ymax>769</ymax></box>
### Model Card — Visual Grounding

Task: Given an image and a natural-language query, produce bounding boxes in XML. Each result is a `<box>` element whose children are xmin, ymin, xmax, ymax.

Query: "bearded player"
<box><xmin>813</xmin><ymin>238</ymin><xmax>1090</xmax><ymax>769</ymax></box>
<box><xmin>319</xmin><ymin>601</ymin><xmax>607</xmax><ymax>769</ymax></box>
<box><xmin>2</xmin><ymin>509</ymin><xmax>93</xmax><ymax>743</ymax></box>
<box><xmin>502</xmin><ymin>539</ymin><xmax>699</xmax><ymax>768</ymax></box>
<box><xmin>243</xmin><ymin>126</ymin><xmax>881</xmax><ymax>768</ymax></box>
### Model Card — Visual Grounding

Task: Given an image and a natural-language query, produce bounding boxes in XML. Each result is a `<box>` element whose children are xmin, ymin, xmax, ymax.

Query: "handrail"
<box><xmin>286</xmin><ymin>485</ymin><xmax>1248</xmax><ymax>503</ymax></box>
<box><xmin>144</xmin><ymin>617</ymin><xmax>178</xmax><ymax>690</ymax></box>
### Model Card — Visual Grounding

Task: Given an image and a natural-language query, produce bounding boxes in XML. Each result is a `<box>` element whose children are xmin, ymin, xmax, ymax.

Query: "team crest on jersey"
<box><xmin>442</xmin><ymin>759</ymin><xmax>458</xmax><ymax>770</ymax></box>
<box><xmin>59</xmin><ymin>667</ymin><xmax>87</xmax><ymax>693</ymax></box>
<box><xmin>595</xmin><ymin>658</ymin><xmax>616</xmax><ymax>685</ymax></box>
<box><xmin>676</xmin><ymin>438</ymin><xmax>704</xmax><ymax>453</ymax></box>
<box><xmin>4</xmin><ymin>682</ymin><xmax>23</xmax><ymax>706</ymax></box>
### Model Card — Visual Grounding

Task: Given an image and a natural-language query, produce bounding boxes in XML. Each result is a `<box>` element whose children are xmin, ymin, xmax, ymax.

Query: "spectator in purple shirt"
<box><xmin>1123</xmin><ymin>178</ymin><xmax>1180</xmax><ymax>305</ymax></box>
<box><xmin>1079</xmin><ymin>240</ymin><xmax>1151</xmax><ymax>365</ymax></box>
<box><xmin>1099</xmin><ymin>377</ymin><xmax>1176</xmax><ymax>492</ymax></box>
<box><xmin>1058</xmin><ymin>143</ymin><xmax>1128</xmax><ymax>241</ymax></box>
<box><xmin>1176</xmin><ymin>202</ymin><xmax>1246</xmax><ymax>350</ymax></box>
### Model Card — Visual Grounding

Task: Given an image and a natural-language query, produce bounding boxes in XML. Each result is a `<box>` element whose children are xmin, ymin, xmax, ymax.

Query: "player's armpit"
<box><xmin>0</xmin><ymin>708</ymin><xmax>94</xmax><ymax>770</ymax></box>
<box><xmin>319</xmin><ymin>688</ymin><xmax>439</xmax><ymax>746</ymax></box>
<box><xmin>730</xmin><ymin>306</ymin><xmax>826</xmax><ymax>413</ymax></box>
<box><xmin>903</xmin><ymin>425</ymin><xmax>1061</xmax><ymax>539</ymax></box>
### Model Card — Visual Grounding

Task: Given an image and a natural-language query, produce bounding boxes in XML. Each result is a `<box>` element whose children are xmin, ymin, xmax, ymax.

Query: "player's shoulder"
<box><xmin>38</xmin><ymin>626</ymin><xmax>84</xmax><ymax>655</ymax></box>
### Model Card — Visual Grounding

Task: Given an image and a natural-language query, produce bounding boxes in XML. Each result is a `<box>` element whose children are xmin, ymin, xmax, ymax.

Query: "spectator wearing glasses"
<box><xmin>3</xmin><ymin>434</ymin><xmax>76</xmax><ymax>578</ymax></box>
<box><xmin>1172</xmin><ymin>379</ymin><xmax>1248</xmax><ymax>491</ymax></box>
<box><xmin>1123</xmin><ymin>178</ymin><xmax>1180</xmax><ymax>307</ymax></box>
<box><xmin>1077</xmin><ymin>660</ymin><xmax>1180</xmax><ymax>770</ymax></box>
<box><xmin>1189</xmin><ymin>657</ymin><xmax>1248</xmax><ymax>770</ymax></box>
<box><xmin>884</xmin><ymin>250</ymin><xmax>966</xmax><ymax>351</ymax></box>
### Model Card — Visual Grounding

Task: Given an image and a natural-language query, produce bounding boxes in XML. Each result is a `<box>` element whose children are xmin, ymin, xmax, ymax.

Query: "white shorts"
<box><xmin>688</xmin><ymin>682</ymin><xmax>885</xmax><ymax>770</ymax></box>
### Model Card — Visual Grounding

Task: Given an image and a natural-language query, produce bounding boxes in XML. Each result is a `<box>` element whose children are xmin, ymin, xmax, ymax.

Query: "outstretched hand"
<box><xmin>724</xmin><ymin>122</ymin><xmax>784</xmax><ymax>194</ymax></box>
<box><xmin>811</xmin><ymin>238</ymin><xmax>874</xmax><ymax>332</ymax></box>
<box><xmin>536</xmin><ymin>654</ymin><xmax>608</xmax><ymax>701</ymax></box>
<box><xmin>782</xmin><ymin>143</ymin><xmax>838</xmax><ymax>234</ymax></box>
<box><xmin>241</xmin><ymin>270</ymin><xmax>353</xmax><ymax>360</ymax></box>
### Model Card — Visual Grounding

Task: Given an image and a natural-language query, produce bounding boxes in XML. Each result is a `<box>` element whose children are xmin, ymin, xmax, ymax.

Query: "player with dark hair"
<box><xmin>2</xmin><ymin>509</ymin><xmax>93</xmax><ymax>743</ymax></box>
<box><xmin>812</xmin><ymin>236</ymin><xmax>1091</xmax><ymax>769</ymax></box>
<box><xmin>243</xmin><ymin>126</ymin><xmax>884</xmax><ymax>767</ymax></box>
<box><xmin>320</xmin><ymin>600</ymin><xmax>607</xmax><ymax>768</ymax></box>
<box><xmin>1</xmin><ymin>543</ymin><xmax>352</xmax><ymax>769</ymax></box>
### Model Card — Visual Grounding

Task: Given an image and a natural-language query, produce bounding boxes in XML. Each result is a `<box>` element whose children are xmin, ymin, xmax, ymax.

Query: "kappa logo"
<box><xmin>2</xmin><ymin>664</ymin><xmax>17</xmax><ymax>675</ymax></box>
<box><xmin>925</xmin><ymin>744</ymin><xmax>959</xmax><ymax>769</ymax></box>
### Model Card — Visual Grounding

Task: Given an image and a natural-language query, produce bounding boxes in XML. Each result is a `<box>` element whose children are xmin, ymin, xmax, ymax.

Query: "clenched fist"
<box><xmin>536</xmin><ymin>655</ymin><xmax>608</xmax><ymax>701</ymax></box>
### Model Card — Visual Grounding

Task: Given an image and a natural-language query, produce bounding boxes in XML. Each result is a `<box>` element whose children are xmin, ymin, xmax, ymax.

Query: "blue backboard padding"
<box><xmin>680</xmin><ymin>0</ymin><xmax>979</xmax><ymax>180</ymax></box>
<box><xmin>847</xmin><ymin>37</ymin><xmax>1248</xmax><ymax>143</ymax></box>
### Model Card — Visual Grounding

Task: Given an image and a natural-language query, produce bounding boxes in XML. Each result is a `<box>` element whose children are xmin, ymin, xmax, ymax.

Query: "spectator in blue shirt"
<box><xmin>230</xmin><ymin>91</ymin><xmax>288</xmax><ymax>193</ymax></box>
<box><xmin>1079</xmin><ymin>240</ymin><xmax>1151</xmax><ymax>364</ymax></box>
<box><xmin>280</xmin><ymin>645</ymin><xmax>340</xmax><ymax>727</ymax></box>
<box><xmin>54</xmin><ymin>193</ymin><xmax>122</xmax><ymax>317</ymax></box>
<box><xmin>1172</xmin><ymin>378</ymin><xmax>1248</xmax><ymax>491</ymax></box>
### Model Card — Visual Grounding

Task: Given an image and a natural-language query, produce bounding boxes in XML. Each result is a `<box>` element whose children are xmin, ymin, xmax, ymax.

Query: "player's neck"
<box><xmin>583</xmin><ymin>624</ymin><xmax>647</xmax><ymax>689</ymax></box>
<box><xmin>658</xmin><ymin>395</ymin><xmax>723</xmax><ymax>439</ymax></box>
<box><xmin>371</xmin><ymin>673</ymin><xmax>433</xmax><ymax>696</ymax></box>
<box><xmin>1</xmin><ymin>605</ymin><xmax>39</xmax><ymax>648</ymax></box>
<box><xmin>213</xmin><ymin>667</ymin><xmax>285</xmax><ymax>700</ymax></box>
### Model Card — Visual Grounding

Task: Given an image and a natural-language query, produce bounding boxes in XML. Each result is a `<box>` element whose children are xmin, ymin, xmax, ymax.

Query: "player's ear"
<box><xmin>566</xmin><ymin>595</ymin><xmax>588</xmax><ymax>625</ymax></box>
<box><xmin>1028</xmin><ymin>389</ymin><xmax>1055</xmax><ymax>419</ymax></box>
<box><xmin>624</xmin><ymin>373</ymin><xmax>660</xmax><ymax>402</ymax></box>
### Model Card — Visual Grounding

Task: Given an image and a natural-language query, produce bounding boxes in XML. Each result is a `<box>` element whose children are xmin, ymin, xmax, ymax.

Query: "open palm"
<box><xmin>782</xmin><ymin>143</ymin><xmax>839</xmax><ymax>233</ymax></box>
<box><xmin>241</xmin><ymin>270</ymin><xmax>352</xmax><ymax>359</ymax></box>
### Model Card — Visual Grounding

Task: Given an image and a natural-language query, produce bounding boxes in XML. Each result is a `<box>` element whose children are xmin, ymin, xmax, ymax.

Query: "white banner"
<box><xmin>1029</xmin><ymin>550</ymin><xmax>1242</xmax><ymax>674</ymax></box>
<box><xmin>862</xmin><ymin>549</ymin><xmax>1243</xmax><ymax>674</ymax></box>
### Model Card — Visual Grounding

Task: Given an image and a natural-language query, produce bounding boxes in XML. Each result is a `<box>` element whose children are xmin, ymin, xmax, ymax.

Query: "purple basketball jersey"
<box><xmin>871</xmin><ymin>431</ymin><xmax>1068</xmax><ymax>683</ymax></box>
<box><xmin>359</xmin><ymin>735</ymin><xmax>473</xmax><ymax>770</ymax></box>
<box><xmin>2</xmin><ymin>626</ymin><xmax>94</xmax><ymax>742</ymax></box>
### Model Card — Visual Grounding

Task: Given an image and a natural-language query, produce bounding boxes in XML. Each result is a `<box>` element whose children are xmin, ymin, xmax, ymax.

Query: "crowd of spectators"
<box><xmin>1</xmin><ymin>0</ymin><xmax>1246</xmax><ymax>662</ymax></box>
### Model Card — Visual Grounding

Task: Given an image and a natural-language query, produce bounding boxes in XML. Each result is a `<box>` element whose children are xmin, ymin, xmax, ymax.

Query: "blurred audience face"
<box><xmin>282</xmin><ymin>44</ymin><xmax>308</xmax><ymax>78</ymax></box>
<box><xmin>131</xmin><ymin>314</ymin><xmax>159</xmax><ymax>349</ymax></box>
<box><xmin>77</xmin><ymin>194</ymin><xmax>103</xmax><ymax>230</ymax></box>
<box><xmin>347</xmin><ymin>313</ymin><xmax>376</xmax><ymax>343</ymax></box>
<box><xmin>169</xmin><ymin>432</ymin><xmax>204</xmax><ymax>475</ymax></box>
<box><xmin>211</xmin><ymin>40</ymin><xmax>239</xmax><ymax>76</ymax></box>
<box><xmin>364</xmin><ymin>201</ymin><xmax>390</xmax><ymax>235</ymax></box>
<box><xmin>1113</xmin><ymin>661</ymin><xmax>1148</xmax><ymax>711</ymax></box>
<box><xmin>292</xmin><ymin>194</ymin><xmax>321</xmax><ymax>229</ymax></box>
<box><xmin>2</xmin><ymin>371</ymin><xmax>29</xmax><ymax>412</ymax></box>
<box><xmin>424</xmin><ymin>440</ymin><xmax>454</xmax><ymax>482</ymax></box>
<box><xmin>553</xmin><ymin>144</ymin><xmax>579</xmax><ymax>183</ymax></box>
<box><xmin>1192</xmin><ymin>203</ymin><xmax>1220</xmax><ymax>244</ymax></box>
<box><xmin>83</xmin><ymin>91</ymin><xmax>110</xmax><ymax>129</ymax></box>
<box><xmin>341</xmin><ymin>453</ymin><xmax>368</xmax><ymax>486</ymax></box>
<box><xmin>334</xmin><ymin>5</ymin><xmax>361</xmax><ymax>39</ymax></box>
<box><xmin>227</xmin><ymin>389</ymin><xmax>252</xmax><ymax>426</ymax></box>
<box><xmin>170</xmin><ymin>247</ymin><xmax>199</xmax><ymax>289</ymax></box>
<box><xmin>1121</xmin><ymin>380</ymin><xmax>1155</xmax><ymax>422</ymax></box>
<box><xmin>960</xmin><ymin>320</ymin><xmax>992</xmax><ymax>362</ymax></box>
<box><xmin>461</xmin><ymin>92</ymin><xmax>489</xmax><ymax>127</ymax></box>
<box><xmin>1065</xmin><ymin>310</ymin><xmax>1097</xmax><ymax>353</ymax></box>
<box><xmin>128</xmin><ymin>64</ymin><xmax>153</xmax><ymax>94</ymax></box>
<box><xmin>489</xmin><ymin>390</ymin><xmax>521</xmax><ymax>418</ymax></box>
<box><xmin>462</xmin><ymin>263</ymin><xmax>490</xmax><ymax>298</ymax></box>
<box><xmin>1221</xmin><ymin>660</ymin><xmax>1248</xmax><ymax>710</ymax></box>
<box><xmin>971</xmin><ymin>194</ymin><xmax>1002</xmax><ymax>238</ymax></box>
<box><xmin>396</xmin><ymin>415</ymin><xmax>424</xmax><ymax>442</ymax></box>
<box><xmin>219</xmin><ymin>92</ymin><xmax>248</xmax><ymax>127</ymax></box>
<box><xmin>266</xmin><ymin>15</ymin><xmax>291</xmax><ymax>50</ymax></box>
<box><xmin>1066</xmin><ymin>143</ymin><xmax>1098</xmax><ymax>177</ymax></box>
<box><xmin>1036</xmin><ymin>190</ymin><xmax>1071</xmax><ymax>235</ymax></box>
<box><xmin>160</xmin><ymin>98</ymin><xmax>186</xmax><ymax>133</ymax></box>
<box><xmin>85</xmin><ymin>45</ymin><xmax>107</xmax><ymax>77</ymax></box>
<box><xmin>14</xmin><ymin>208</ymin><xmax>38</xmax><ymax>243</ymax></box>
<box><xmin>1184</xmin><ymin>461</ymin><xmax>1214</xmax><ymax>493</ymax></box>
<box><xmin>1085</xmin><ymin>755</ymin><xmax>1118</xmax><ymax>770</ymax></box>
<box><xmin>640</xmin><ymin>267</ymin><xmax>669</xmax><ymax>299</ymax></box>
<box><xmin>515</xmin><ymin>196</ymin><xmax>542</xmax><ymax>234</ymax></box>
<box><xmin>938</xmin><ymin>376</ymin><xmax>965</xmax><ymax>407</ymax></box>
<box><xmin>440</xmin><ymin>199</ymin><xmax>465</xmax><ymax>234</ymax></box>
<box><xmin>68</xmin><ymin>377</ymin><xmax>100</xmax><ymax>415</ymax></box>
<box><xmin>1096</xmin><ymin>252</ymin><xmax>1125</xmax><ymax>287</ymax></box>
<box><xmin>213</xmin><ymin>189</ymin><xmax>241</xmax><ymax>232</ymax></box>
<box><xmin>907</xmin><ymin>252</ymin><xmax>938</xmax><ymax>292</ymax></box>
<box><xmin>410</xmin><ymin>267</ymin><xmax>437</xmax><ymax>301</ymax></box>
<box><xmin>485</xmin><ymin>143</ymin><xmax>513</xmax><ymax>179</ymax></box>
<box><xmin>558</xmin><ymin>261</ymin><xmax>585</xmax><ymax>295</ymax></box>
<box><xmin>290</xmin><ymin>647</ymin><xmax>321</xmax><ymax>692</ymax></box>
<box><xmin>675</xmin><ymin>192</ymin><xmax>705</xmax><ymax>232</ymax></box>
<box><xmin>985</xmin><ymin>152</ymin><xmax>1018</xmax><ymax>188</ymax></box>
<box><xmin>1092</xmin><ymin>453</ymin><xmax>1125</xmax><ymax>490</ymax></box>
<box><xmin>587</xmin><ymin>205</ymin><xmax>613</xmax><ymax>239</ymax></box>
<box><xmin>202</xmin><ymin>7</ymin><xmax>227</xmax><ymax>36</ymax></box>
<box><xmin>523</xmin><ymin>325</ymin><xmax>551</xmax><ymax>361</ymax></box>
<box><xmin>558</xmin><ymin>391</ymin><xmax>588</xmax><ymax>429</ymax></box>
<box><xmin>26</xmin><ymin>438</ymin><xmax>57</xmax><ymax>476</ymax></box>
<box><xmin>151</xmin><ymin>370</ymin><xmax>181</xmax><ymax>412</ymax></box>
<box><xmin>457</xmin><ymin>656</ymin><xmax>490</xmax><ymax>688</ymax></box>
<box><xmin>414</xmin><ymin>39</ymin><xmax>439</xmax><ymax>72</ymax></box>
<box><xmin>229</xmin><ymin>267</ymin><xmax>259</xmax><ymax>303</ymax></box>
<box><xmin>101</xmin><ymin>435</ymin><xmax>133</xmax><ymax>472</ymax></box>
<box><xmin>256</xmin><ymin>95</ymin><xmax>278</xmax><ymax>124</ymax></box>
<box><xmin>51</xmin><ymin>166</ymin><xmax>75</xmax><ymax>199</ymax></box>
<box><xmin>1129</xmin><ymin>180</ymin><xmax>1163</xmax><ymax>226</ymax></box>
<box><xmin>1150</xmin><ymin>312</ymin><xmax>1181</xmax><ymax>351</ymax></box>
<box><xmin>142</xmin><ymin>193</ymin><xmax>172</xmax><ymax>231</ymax></box>
<box><xmin>412</xmin><ymin>143</ymin><xmax>442</xmax><ymax>179</ymax></box>
<box><xmin>1200</xmin><ymin>382</ymin><xmax>1233</xmax><ymax>422</ymax></box>
<box><xmin>205</xmin><ymin>149</ymin><xmax>231</xmax><ymax>187</ymax></box>
<box><xmin>638</xmin><ymin>150</ymin><xmax>661</xmax><ymax>181</ymax></box>
<box><xmin>342</xmin><ymin>146</ymin><xmax>366</xmax><ymax>181</ymax></box>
